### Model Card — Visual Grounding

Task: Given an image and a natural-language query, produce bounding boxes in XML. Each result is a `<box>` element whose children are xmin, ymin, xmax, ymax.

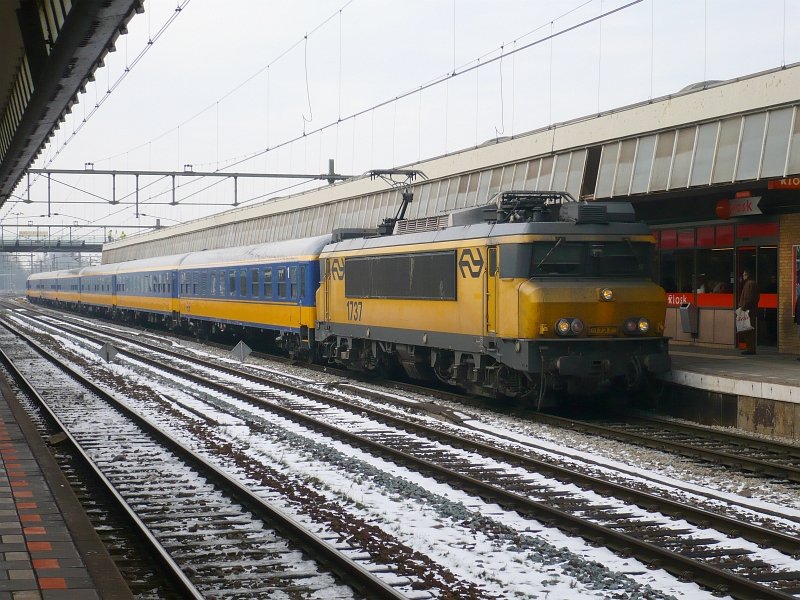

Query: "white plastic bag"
<box><xmin>735</xmin><ymin>308</ymin><xmax>753</xmax><ymax>332</ymax></box>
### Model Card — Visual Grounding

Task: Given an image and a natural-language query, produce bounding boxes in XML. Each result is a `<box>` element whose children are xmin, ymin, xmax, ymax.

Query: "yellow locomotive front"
<box><xmin>496</xmin><ymin>231</ymin><xmax>670</xmax><ymax>396</ymax></box>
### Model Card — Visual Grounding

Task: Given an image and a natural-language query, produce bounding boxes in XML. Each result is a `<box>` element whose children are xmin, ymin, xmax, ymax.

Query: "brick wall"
<box><xmin>778</xmin><ymin>213</ymin><xmax>800</xmax><ymax>355</ymax></box>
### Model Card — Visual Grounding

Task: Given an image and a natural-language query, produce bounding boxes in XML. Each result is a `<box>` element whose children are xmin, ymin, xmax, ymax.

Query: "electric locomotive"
<box><xmin>316</xmin><ymin>191</ymin><xmax>670</xmax><ymax>401</ymax></box>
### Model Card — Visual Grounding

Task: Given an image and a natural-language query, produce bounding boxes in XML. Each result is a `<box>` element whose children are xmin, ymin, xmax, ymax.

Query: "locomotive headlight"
<box><xmin>556</xmin><ymin>318</ymin><xmax>584</xmax><ymax>336</ymax></box>
<box><xmin>600</xmin><ymin>288</ymin><xmax>614</xmax><ymax>302</ymax></box>
<box><xmin>556</xmin><ymin>318</ymin><xmax>571</xmax><ymax>335</ymax></box>
<box><xmin>570</xmin><ymin>318</ymin><xmax>585</xmax><ymax>335</ymax></box>
<box><xmin>623</xmin><ymin>317</ymin><xmax>650</xmax><ymax>335</ymax></box>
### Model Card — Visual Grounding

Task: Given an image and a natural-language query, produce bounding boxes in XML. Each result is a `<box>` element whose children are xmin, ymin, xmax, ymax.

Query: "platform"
<box><xmin>0</xmin><ymin>374</ymin><xmax>131</xmax><ymax>599</ymax></box>
<box><xmin>655</xmin><ymin>344</ymin><xmax>800</xmax><ymax>441</ymax></box>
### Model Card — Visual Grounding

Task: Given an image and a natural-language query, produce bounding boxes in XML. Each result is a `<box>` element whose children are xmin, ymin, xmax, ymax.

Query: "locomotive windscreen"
<box><xmin>530</xmin><ymin>240</ymin><xmax>653</xmax><ymax>277</ymax></box>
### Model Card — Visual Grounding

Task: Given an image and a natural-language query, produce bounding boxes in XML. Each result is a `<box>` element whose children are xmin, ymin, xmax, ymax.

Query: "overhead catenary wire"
<box><xmin>216</xmin><ymin>0</ymin><xmax>644</xmax><ymax>174</ymax></box>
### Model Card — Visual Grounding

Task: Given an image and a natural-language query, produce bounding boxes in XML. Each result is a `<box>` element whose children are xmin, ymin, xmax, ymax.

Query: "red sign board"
<box><xmin>768</xmin><ymin>177</ymin><xmax>800</xmax><ymax>190</ymax></box>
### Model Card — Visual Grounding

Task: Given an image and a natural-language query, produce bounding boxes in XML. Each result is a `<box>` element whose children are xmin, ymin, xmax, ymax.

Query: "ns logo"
<box><xmin>458</xmin><ymin>248</ymin><xmax>484</xmax><ymax>278</ymax></box>
<box><xmin>329</xmin><ymin>258</ymin><xmax>345</xmax><ymax>280</ymax></box>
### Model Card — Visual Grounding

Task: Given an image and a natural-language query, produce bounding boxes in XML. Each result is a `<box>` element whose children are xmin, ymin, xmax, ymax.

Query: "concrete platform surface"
<box><xmin>663</xmin><ymin>344</ymin><xmax>800</xmax><ymax>405</ymax></box>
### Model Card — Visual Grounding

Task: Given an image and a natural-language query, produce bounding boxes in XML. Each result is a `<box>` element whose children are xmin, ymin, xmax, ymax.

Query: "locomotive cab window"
<box><xmin>531</xmin><ymin>240</ymin><xmax>652</xmax><ymax>277</ymax></box>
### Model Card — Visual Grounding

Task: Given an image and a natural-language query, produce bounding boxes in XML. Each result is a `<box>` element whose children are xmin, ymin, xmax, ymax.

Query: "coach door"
<box><xmin>322</xmin><ymin>259</ymin><xmax>331</xmax><ymax>322</ymax></box>
<box><xmin>485</xmin><ymin>246</ymin><xmax>499</xmax><ymax>335</ymax></box>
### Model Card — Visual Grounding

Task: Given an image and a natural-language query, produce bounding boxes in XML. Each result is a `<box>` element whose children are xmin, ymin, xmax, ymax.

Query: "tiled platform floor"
<box><xmin>0</xmin><ymin>374</ymin><xmax>131</xmax><ymax>600</ymax></box>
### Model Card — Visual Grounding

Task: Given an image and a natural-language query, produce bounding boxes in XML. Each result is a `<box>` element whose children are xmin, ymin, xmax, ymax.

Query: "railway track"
<box><xmin>525</xmin><ymin>411</ymin><xmax>800</xmax><ymax>485</ymax></box>
<box><xmin>0</xmin><ymin>319</ymin><xmax>425</xmax><ymax>599</ymax></box>
<box><xmin>5</xmin><ymin>307</ymin><xmax>800</xmax><ymax>599</ymax></box>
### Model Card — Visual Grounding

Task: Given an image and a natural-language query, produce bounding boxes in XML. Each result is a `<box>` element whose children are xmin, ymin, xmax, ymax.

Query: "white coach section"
<box><xmin>103</xmin><ymin>63</ymin><xmax>800</xmax><ymax>264</ymax></box>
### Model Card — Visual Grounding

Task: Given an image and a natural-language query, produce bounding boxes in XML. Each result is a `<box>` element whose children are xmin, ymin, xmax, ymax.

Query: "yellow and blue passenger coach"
<box><xmin>316</xmin><ymin>192</ymin><xmax>670</xmax><ymax>399</ymax></box>
<box><xmin>27</xmin><ymin>236</ymin><xmax>330</xmax><ymax>358</ymax></box>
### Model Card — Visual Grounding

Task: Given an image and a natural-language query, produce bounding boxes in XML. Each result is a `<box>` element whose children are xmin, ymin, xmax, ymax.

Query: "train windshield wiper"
<box><xmin>622</xmin><ymin>237</ymin><xmax>644</xmax><ymax>271</ymax></box>
<box><xmin>536</xmin><ymin>236</ymin><xmax>564</xmax><ymax>270</ymax></box>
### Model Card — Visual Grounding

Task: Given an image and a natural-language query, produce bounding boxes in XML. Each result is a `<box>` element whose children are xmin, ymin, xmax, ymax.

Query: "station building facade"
<box><xmin>105</xmin><ymin>65</ymin><xmax>800</xmax><ymax>355</ymax></box>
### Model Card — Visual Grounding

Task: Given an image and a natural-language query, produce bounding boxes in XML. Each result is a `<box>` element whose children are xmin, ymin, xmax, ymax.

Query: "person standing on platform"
<box><xmin>738</xmin><ymin>269</ymin><xmax>760</xmax><ymax>355</ymax></box>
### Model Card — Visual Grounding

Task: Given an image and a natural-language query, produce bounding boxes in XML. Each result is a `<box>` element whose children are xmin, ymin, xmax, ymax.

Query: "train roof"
<box><xmin>323</xmin><ymin>196</ymin><xmax>654</xmax><ymax>254</ymax></box>
<box><xmin>27</xmin><ymin>267</ymin><xmax>82</xmax><ymax>281</ymax></box>
<box><xmin>178</xmin><ymin>234</ymin><xmax>333</xmax><ymax>268</ymax></box>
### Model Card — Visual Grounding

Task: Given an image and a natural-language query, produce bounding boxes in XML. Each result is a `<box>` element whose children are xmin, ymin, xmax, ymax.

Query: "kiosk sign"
<box><xmin>667</xmin><ymin>293</ymin><xmax>691</xmax><ymax>307</ymax></box>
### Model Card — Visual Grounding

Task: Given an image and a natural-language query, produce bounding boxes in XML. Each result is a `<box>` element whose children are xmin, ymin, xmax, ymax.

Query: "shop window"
<box><xmin>696</xmin><ymin>248</ymin><xmax>734</xmax><ymax>305</ymax></box>
<box><xmin>659</xmin><ymin>250</ymin><xmax>693</xmax><ymax>292</ymax></box>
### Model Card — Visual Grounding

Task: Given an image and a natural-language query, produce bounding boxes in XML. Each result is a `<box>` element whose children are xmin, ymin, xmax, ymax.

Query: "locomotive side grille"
<box><xmin>394</xmin><ymin>215</ymin><xmax>450</xmax><ymax>234</ymax></box>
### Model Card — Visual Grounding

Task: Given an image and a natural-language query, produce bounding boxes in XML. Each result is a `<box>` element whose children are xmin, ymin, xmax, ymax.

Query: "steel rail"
<box><xmin>0</xmin><ymin>318</ymin><xmax>407</xmax><ymax>600</ymax></box>
<box><xmin>0</xmin><ymin>347</ymin><xmax>205</xmax><ymax>600</ymax></box>
<box><xmin>19</xmin><ymin>315</ymin><xmax>798</xmax><ymax>600</ymax></box>
<box><xmin>528</xmin><ymin>412</ymin><xmax>800</xmax><ymax>483</ymax></box>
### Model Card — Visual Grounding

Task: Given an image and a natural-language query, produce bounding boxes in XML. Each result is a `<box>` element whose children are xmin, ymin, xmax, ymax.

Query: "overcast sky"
<box><xmin>4</xmin><ymin>0</ymin><xmax>798</xmax><ymax>240</ymax></box>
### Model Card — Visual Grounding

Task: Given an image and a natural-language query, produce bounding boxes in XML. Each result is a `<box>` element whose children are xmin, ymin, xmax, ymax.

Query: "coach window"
<box><xmin>239</xmin><ymin>270</ymin><xmax>247</xmax><ymax>297</ymax></box>
<box><xmin>210</xmin><ymin>272</ymin><xmax>216</xmax><ymax>296</ymax></box>
<box><xmin>299</xmin><ymin>266</ymin><xmax>306</xmax><ymax>299</ymax></box>
<box><xmin>251</xmin><ymin>268</ymin><xmax>260</xmax><ymax>297</ymax></box>
<box><xmin>219</xmin><ymin>270</ymin><xmax>225</xmax><ymax>295</ymax></box>
<box><xmin>201</xmin><ymin>272</ymin><xmax>207</xmax><ymax>295</ymax></box>
<box><xmin>277</xmin><ymin>266</ymin><xmax>287</xmax><ymax>298</ymax></box>
<box><xmin>193</xmin><ymin>272</ymin><xmax>199</xmax><ymax>295</ymax></box>
<box><xmin>264</xmin><ymin>267</ymin><xmax>273</xmax><ymax>299</ymax></box>
<box><xmin>228</xmin><ymin>271</ymin><xmax>236</xmax><ymax>296</ymax></box>
<box><xmin>289</xmin><ymin>266</ymin><xmax>298</xmax><ymax>299</ymax></box>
